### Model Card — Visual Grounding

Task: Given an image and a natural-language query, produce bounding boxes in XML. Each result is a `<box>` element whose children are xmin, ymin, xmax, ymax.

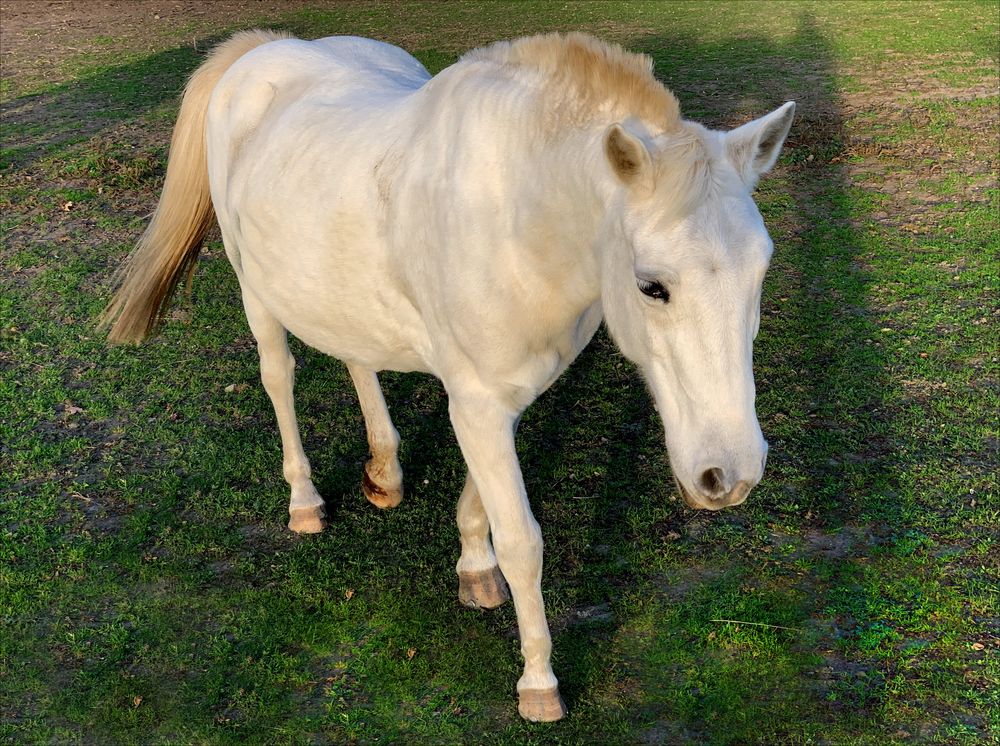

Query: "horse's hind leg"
<box><xmin>242</xmin><ymin>288</ymin><xmax>326</xmax><ymax>533</ymax></box>
<box><xmin>456</xmin><ymin>473</ymin><xmax>509</xmax><ymax>609</ymax></box>
<box><xmin>347</xmin><ymin>364</ymin><xmax>403</xmax><ymax>509</ymax></box>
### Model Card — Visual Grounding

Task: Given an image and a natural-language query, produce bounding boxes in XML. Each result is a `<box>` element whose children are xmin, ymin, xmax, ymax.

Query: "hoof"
<box><xmin>362</xmin><ymin>464</ymin><xmax>402</xmax><ymax>509</ymax></box>
<box><xmin>458</xmin><ymin>566</ymin><xmax>510</xmax><ymax>609</ymax></box>
<box><xmin>288</xmin><ymin>504</ymin><xmax>326</xmax><ymax>534</ymax></box>
<box><xmin>518</xmin><ymin>687</ymin><xmax>567</xmax><ymax>722</ymax></box>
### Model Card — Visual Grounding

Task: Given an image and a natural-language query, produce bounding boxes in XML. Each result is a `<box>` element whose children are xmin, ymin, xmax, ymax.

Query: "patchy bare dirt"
<box><xmin>0</xmin><ymin>0</ymin><xmax>320</xmax><ymax>95</ymax></box>
<box><xmin>837</xmin><ymin>58</ymin><xmax>998</xmax><ymax>236</ymax></box>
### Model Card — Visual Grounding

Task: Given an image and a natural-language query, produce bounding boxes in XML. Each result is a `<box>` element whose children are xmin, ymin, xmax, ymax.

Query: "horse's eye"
<box><xmin>637</xmin><ymin>279</ymin><xmax>670</xmax><ymax>302</ymax></box>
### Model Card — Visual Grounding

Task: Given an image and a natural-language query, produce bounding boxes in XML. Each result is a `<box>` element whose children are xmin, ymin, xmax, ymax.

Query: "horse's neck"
<box><xmin>508</xmin><ymin>128</ymin><xmax>609</xmax><ymax>298</ymax></box>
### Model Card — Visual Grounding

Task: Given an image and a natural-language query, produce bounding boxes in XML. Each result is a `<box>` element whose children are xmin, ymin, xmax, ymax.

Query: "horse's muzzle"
<box><xmin>675</xmin><ymin>477</ymin><xmax>754</xmax><ymax>511</ymax></box>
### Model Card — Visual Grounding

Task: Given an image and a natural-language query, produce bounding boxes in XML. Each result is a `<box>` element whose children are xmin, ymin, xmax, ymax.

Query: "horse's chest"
<box><xmin>455</xmin><ymin>300</ymin><xmax>601</xmax><ymax>405</ymax></box>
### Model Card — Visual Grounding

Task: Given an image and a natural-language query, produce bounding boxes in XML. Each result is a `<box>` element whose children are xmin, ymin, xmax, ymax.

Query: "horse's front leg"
<box><xmin>448</xmin><ymin>393</ymin><xmax>566</xmax><ymax>722</ymax></box>
<box><xmin>456</xmin><ymin>473</ymin><xmax>509</xmax><ymax>609</ymax></box>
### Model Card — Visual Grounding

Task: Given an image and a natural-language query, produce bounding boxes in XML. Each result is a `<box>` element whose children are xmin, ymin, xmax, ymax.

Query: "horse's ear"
<box><xmin>725</xmin><ymin>101</ymin><xmax>795</xmax><ymax>186</ymax></box>
<box><xmin>605</xmin><ymin>123</ymin><xmax>652</xmax><ymax>189</ymax></box>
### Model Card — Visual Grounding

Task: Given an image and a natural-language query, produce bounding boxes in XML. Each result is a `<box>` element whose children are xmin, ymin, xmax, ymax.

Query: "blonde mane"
<box><xmin>463</xmin><ymin>32</ymin><xmax>681</xmax><ymax>132</ymax></box>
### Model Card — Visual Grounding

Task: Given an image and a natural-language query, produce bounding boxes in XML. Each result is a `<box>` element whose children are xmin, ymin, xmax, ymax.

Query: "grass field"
<box><xmin>1</xmin><ymin>1</ymin><xmax>997</xmax><ymax>743</ymax></box>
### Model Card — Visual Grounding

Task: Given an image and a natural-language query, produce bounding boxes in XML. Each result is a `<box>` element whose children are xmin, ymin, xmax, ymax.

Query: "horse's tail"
<box><xmin>101</xmin><ymin>29</ymin><xmax>292</xmax><ymax>344</ymax></box>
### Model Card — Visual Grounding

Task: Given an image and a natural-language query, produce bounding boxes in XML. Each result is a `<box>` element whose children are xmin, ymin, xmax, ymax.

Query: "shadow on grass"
<box><xmin>0</xmin><ymin>44</ymin><xmax>213</xmax><ymax>171</ymax></box>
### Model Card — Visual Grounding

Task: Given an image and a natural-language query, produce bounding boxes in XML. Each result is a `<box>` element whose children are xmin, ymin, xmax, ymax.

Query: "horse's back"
<box><xmin>308</xmin><ymin>36</ymin><xmax>432</xmax><ymax>88</ymax></box>
<box><xmin>215</xmin><ymin>34</ymin><xmax>430</xmax><ymax>100</ymax></box>
<box><xmin>207</xmin><ymin>35</ymin><xmax>428</xmax><ymax>158</ymax></box>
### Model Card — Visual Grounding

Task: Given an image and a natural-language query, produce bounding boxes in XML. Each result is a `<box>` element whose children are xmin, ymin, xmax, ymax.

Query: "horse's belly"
<box><xmin>233</xmin><ymin>199</ymin><xmax>433</xmax><ymax>373</ymax></box>
<box><xmin>241</xmin><ymin>254</ymin><xmax>431</xmax><ymax>372</ymax></box>
<box><xmin>290</xmin><ymin>309</ymin><xmax>431</xmax><ymax>375</ymax></box>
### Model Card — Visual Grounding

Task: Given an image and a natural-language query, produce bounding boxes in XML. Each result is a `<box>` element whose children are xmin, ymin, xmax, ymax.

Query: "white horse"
<box><xmin>103</xmin><ymin>29</ymin><xmax>794</xmax><ymax>721</ymax></box>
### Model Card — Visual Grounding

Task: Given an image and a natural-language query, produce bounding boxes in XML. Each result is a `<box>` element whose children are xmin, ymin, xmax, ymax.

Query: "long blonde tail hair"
<box><xmin>101</xmin><ymin>29</ymin><xmax>291</xmax><ymax>344</ymax></box>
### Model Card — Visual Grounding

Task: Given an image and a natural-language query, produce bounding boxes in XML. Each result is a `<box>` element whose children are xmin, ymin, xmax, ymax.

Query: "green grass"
<box><xmin>2</xmin><ymin>1</ymin><xmax>997</xmax><ymax>744</ymax></box>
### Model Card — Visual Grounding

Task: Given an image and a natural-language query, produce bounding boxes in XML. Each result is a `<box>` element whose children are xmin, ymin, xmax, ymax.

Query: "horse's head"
<box><xmin>600</xmin><ymin>102</ymin><xmax>795</xmax><ymax>511</ymax></box>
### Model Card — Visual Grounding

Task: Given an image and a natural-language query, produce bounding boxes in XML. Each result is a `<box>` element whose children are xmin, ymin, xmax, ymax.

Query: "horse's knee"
<box><xmin>495</xmin><ymin>517</ymin><xmax>541</xmax><ymax>551</ymax></box>
<box><xmin>259</xmin><ymin>350</ymin><xmax>293</xmax><ymax>392</ymax></box>
<box><xmin>493</xmin><ymin>522</ymin><xmax>543</xmax><ymax>573</ymax></box>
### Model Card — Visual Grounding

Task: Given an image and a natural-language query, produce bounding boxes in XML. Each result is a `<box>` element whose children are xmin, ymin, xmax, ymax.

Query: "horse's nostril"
<box><xmin>698</xmin><ymin>467</ymin><xmax>727</xmax><ymax>498</ymax></box>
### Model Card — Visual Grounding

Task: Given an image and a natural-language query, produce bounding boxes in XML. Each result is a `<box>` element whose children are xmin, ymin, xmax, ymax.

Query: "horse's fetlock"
<box><xmin>283</xmin><ymin>461</ymin><xmax>312</xmax><ymax>486</ymax></box>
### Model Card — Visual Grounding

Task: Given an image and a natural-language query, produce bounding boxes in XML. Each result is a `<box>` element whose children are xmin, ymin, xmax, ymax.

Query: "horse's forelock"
<box><xmin>647</xmin><ymin>127</ymin><xmax>719</xmax><ymax>217</ymax></box>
